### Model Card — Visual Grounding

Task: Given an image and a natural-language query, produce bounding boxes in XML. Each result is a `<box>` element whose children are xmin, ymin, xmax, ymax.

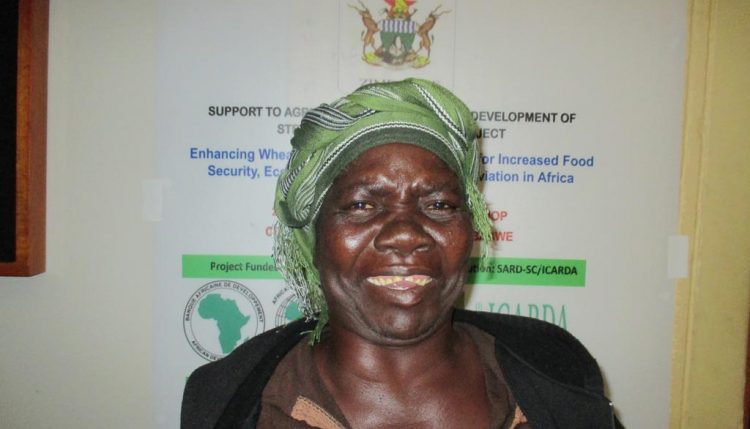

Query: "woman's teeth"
<box><xmin>367</xmin><ymin>275</ymin><xmax>433</xmax><ymax>287</ymax></box>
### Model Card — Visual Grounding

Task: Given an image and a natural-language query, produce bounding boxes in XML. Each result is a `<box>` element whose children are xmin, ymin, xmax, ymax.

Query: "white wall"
<box><xmin>0</xmin><ymin>2</ymin><xmax>156</xmax><ymax>427</ymax></box>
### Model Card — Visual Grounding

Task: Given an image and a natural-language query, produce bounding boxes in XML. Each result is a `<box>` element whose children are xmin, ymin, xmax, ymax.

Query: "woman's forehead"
<box><xmin>331</xmin><ymin>143</ymin><xmax>461</xmax><ymax>189</ymax></box>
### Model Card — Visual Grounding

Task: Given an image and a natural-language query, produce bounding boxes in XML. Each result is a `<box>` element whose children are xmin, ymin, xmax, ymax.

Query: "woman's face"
<box><xmin>315</xmin><ymin>143</ymin><xmax>474</xmax><ymax>345</ymax></box>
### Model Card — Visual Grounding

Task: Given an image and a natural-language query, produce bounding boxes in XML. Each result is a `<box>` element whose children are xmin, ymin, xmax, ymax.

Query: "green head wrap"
<box><xmin>273</xmin><ymin>78</ymin><xmax>492</xmax><ymax>340</ymax></box>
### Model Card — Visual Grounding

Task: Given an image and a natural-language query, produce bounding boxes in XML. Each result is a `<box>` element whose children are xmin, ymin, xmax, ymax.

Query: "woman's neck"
<box><xmin>312</xmin><ymin>320</ymin><xmax>492</xmax><ymax>429</ymax></box>
<box><xmin>316</xmin><ymin>320</ymin><xmax>460</xmax><ymax>384</ymax></box>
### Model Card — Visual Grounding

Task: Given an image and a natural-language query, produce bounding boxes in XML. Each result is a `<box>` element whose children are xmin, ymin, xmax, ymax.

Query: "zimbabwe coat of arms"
<box><xmin>350</xmin><ymin>0</ymin><xmax>450</xmax><ymax>69</ymax></box>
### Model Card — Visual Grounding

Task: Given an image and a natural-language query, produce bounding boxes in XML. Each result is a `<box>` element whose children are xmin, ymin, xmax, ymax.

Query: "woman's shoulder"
<box><xmin>455</xmin><ymin>310</ymin><xmax>623</xmax><ymax>428</ymax></box>
<box><xmin>181</xmin><ymin>318</ymin><xmax>315</xmax><ymax>428</ymax></box>
<box><xmin>454</xmin><ymin>309</ymin><xmax>603</xmax><ymax>391</ymax></box>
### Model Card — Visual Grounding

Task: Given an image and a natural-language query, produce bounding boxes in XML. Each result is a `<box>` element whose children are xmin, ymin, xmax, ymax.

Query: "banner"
<box><xmin>155</xmin><ymin>2</ymin><xmax>686</xmax><ymax>427</ymax></box>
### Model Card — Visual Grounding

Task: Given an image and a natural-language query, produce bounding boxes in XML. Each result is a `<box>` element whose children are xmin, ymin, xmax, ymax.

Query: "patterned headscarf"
<box><xmin>273</xmin><ymin>78</ymin><xmax>492</xmax><ymax>340</ymax></box>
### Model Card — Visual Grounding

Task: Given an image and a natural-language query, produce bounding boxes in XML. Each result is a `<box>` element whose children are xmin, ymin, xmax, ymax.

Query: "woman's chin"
<box><xmin>360</xmin><ymin>309</ymin><xmax>451</xmax><ymax>345</ymax></box>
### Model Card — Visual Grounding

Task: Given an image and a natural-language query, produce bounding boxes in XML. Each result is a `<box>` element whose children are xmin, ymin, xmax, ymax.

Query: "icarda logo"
<box><xmin>183</xmin><ymin>280</ymin><xmax>265</xmax><ymax>361</ymax></box>
<box><xmin>350</xmin><ymin>0</ymin><xmax>450</xmax><ymax>68</ymax></box>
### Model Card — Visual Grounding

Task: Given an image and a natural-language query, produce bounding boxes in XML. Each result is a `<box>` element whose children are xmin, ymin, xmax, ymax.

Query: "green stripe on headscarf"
<box><xmin>273</xmin><ymin>78</ymin><xmax>493</xmax><ymax>342</ymax></box>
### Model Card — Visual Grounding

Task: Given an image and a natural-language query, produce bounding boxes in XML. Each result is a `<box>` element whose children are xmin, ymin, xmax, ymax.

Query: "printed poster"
<box><xmin>155</xmin><ymin>1</ymin><xmax>686</xmax><ymax>427</ymax></box>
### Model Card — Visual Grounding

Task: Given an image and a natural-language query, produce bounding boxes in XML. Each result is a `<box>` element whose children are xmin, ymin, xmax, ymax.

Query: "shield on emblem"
<box><xmin>379</xmin><ymin>19</ymin><xmax>417</xmax><ymax>52</ymax></box>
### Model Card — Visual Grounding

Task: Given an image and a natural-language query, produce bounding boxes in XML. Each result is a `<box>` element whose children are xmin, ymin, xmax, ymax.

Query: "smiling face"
<box><xmin>314</xmin><ymin>143</ymin><xmax>474</xmax><ymax>345</ymax></box>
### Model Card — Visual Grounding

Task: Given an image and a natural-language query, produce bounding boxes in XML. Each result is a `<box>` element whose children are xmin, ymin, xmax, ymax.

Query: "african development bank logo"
<box><xmin>350</xmin><ymin>0</ymin><xmax>450</xmax><ymax>68</ymax></box>
<box><xmin>183</xmin><ymin>280</ymin><xmax>265</xmax><ymax>361</ymax></box>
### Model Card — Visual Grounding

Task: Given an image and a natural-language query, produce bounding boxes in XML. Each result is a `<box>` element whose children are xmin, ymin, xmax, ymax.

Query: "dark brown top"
<box><xmin>258</xmin><ymin>323</ymin><xmax>529</xmax><ymax>428</ymax></box>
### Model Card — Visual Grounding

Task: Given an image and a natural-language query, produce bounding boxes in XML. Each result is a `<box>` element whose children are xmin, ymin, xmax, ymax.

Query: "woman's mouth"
<box><xmin>366</xmin><ymin>275</ymin><xmax>433</xmax><ymax>290</ymax></box>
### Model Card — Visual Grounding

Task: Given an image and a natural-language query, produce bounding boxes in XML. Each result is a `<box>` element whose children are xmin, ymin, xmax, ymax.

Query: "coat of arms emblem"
<box><xmin>350</xmin><ymin>0</ymin><xmax>450</xmax><ymax>68</ymax></box>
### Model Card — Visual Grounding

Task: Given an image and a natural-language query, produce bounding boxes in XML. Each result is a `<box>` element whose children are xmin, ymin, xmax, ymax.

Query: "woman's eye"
<box><xmin>428</xmin><ymin>201</ymin><xmax>455</xmax><ymax>211</ymax></box>
<box><xmin>350</xmin><ymin>201</ymin><xmax>374</xmax><ymax>210</ymax></box>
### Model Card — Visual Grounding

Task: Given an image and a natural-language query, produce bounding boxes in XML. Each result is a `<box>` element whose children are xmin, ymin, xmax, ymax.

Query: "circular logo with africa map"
<box><xmin>183</xmin><ymin>280</ymin><xmax>265</xmax><ymax>361</ymax></box>
<box><xmin>273</xmin><ymin>292</ymin><xmax>303</xmax><ymax>327</ymax></box>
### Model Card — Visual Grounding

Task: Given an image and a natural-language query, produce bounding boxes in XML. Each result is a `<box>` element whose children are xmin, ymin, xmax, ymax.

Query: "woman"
<box><xmin>182</xmin><ymin>79</ymin><xmax>622</xmax><ymax>428</ymax></box>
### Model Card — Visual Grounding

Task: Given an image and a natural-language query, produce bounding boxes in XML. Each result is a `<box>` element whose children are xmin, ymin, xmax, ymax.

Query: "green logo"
<box><xmin>273</xmin><ymin>291</ymin><xmax>303</xmax><ymax>327</ymax></box>
<box><xmin>183</xmin><ymin>280</ymin><xmax>266</xmax><ymax>361</ymax></box>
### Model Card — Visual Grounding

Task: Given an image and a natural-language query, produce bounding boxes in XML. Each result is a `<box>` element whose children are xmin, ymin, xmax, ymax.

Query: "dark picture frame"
<box><xmin>0</xmin><ymin>0</ymin><xmax>48</xmax><ymax>276</ymax></box>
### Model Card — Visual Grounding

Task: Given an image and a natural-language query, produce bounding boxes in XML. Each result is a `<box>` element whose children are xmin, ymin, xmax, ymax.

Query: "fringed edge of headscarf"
<box><xmin>465</xmin><ymin>180</ymin><xmax>493</xmax><ymax>258</ymax></box>
<box><xmin>307</xmin><ymin>309</ymin><xmax>329</xmax><ymax>345</ymax></box>
<box><xmin>272</xmin><ymin>222</ymin><xmax>329</xmax><ymax>343</ymax></box>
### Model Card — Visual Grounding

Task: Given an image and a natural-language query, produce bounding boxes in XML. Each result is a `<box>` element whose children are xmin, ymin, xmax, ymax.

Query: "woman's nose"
<box><xmin>373</xmin><ymin>214</ymin><xmax>435</xmax><ymax>256</ymax></box>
